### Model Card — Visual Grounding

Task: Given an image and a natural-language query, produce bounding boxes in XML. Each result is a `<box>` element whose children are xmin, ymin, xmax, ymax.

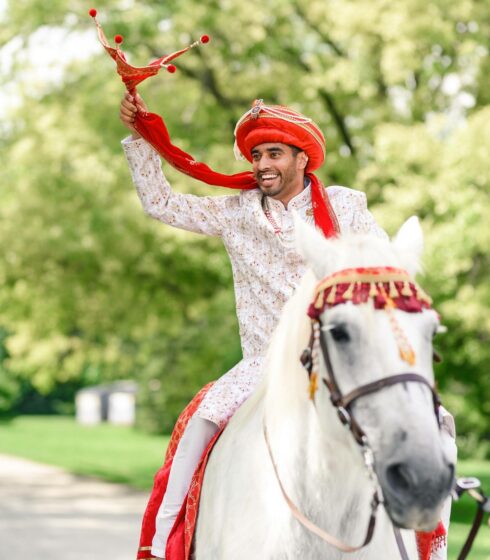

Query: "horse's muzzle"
<box><xmin>380</xmin><ymin>456</ymin><xmax>455</xmax><ymax>530</ymax></box>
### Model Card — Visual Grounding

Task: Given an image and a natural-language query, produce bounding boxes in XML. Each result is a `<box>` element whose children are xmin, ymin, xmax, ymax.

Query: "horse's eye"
<box><xmin>330</xmin><ymin>324</ymin><xmax>350</xmax><ymax>343</ymax></box>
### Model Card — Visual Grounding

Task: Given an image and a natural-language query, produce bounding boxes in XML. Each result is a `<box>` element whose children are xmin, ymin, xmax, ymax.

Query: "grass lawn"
<box><xmin>0</xmin><ymin>415</ymin><xmax>489</xmax><ymax>558</ymax></box>
<box><xmin>0</xmin><ymin>415</ymin><xmax>168</xmax><ymax>489</ymax></box>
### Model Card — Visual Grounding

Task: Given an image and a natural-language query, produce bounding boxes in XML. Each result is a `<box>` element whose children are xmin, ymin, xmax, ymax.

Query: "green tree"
<box><xmin>1</xmin><ymin>0</ymin><xmax>488</xmax><ymax>444</ymax></box>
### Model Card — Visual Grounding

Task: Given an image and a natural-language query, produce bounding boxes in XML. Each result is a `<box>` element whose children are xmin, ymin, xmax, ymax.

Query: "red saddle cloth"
<box><xmin>136</xmin><ymin>384</ymin><xmax>445</xmax><ymax>560</ymax></box>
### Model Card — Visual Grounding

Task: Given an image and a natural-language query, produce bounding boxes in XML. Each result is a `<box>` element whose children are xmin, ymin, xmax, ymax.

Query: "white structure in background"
<box><xmin>75</xmin><ymin>386</ymin><xmax>107</xmax><ymax>425</ymax></box>
<box><xmin>75</xmin><ymin>381</ymin><xmax>138</xmax><ymax>426</ymax></box>
<box><xmin>108</xmin><ymin>383</ymin><xmax>138</xmax><ymax>426</ymax></box>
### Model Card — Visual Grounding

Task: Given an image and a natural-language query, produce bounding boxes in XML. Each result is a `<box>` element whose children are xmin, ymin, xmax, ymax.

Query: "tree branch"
<box><xmin>294</xmin><ymin>3</ymin><xmax>346</xmax><ymax>58</ymax></box>
<box><xmin>281</xmin><ymin>45</ymin><xmax>356</xmax><ymax>156</ymax></box>
<box><xmin>318</xmin><ymin>89</ymin><xmax>356</xmax><ymax>156</ymax></box>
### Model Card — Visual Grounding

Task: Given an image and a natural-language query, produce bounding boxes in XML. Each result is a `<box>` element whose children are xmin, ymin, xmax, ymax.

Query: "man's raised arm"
<box><xmin>120</xmin><ymin>93</ymin><xmax>239</xmax><ymax>237</ymax></box>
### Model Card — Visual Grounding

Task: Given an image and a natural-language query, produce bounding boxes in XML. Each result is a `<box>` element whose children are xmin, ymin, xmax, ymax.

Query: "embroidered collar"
<box><xmin>265</xmin><ymin>181</ymin><xmax>312</xmax><ymax>213</ymax></box>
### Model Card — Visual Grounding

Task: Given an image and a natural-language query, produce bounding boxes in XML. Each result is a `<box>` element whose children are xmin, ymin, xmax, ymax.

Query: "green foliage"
<box><xmin>0</xmin><ymin>0</ymin><xmax>489</xmax><ymax>446</ymax></box>
<box><xmin>0</xmin><ymin>327</ymin><xmax>21</xmax><ymax>412</ymax></box>
<box><xmin>448</xmin><ymin>460</ymin><xmax>490</xmax><ymax>559</ymax></box>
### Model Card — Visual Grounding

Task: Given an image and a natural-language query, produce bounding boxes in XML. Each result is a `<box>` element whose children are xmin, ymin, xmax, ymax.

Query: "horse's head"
<box><xmin>295</xmin><ymin>216</ymin><xmax>455</xmax><ymax>531</ymax></box>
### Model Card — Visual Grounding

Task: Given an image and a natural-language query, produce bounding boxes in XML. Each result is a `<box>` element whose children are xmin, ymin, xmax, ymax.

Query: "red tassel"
<box><xmin>416</xmin><ymin>521</ymin><xmax>446</xmax><ymax>560</ymax></box>
<box><xmin>89</xmin><ymin>8</ymin><xmax>97</xmax><ymax>17</ymax></box>
<box><xmin>431</xmin><ymin>521</ymin><xmax>447</xmax><ymax>552</ymax></box>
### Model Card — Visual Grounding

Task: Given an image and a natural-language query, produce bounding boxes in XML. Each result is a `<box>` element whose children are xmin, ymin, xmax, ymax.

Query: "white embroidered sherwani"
<box><xmin>123</xmin><ymin>137</ymin><xmax>388</xmax><ymax>427</ymax></box>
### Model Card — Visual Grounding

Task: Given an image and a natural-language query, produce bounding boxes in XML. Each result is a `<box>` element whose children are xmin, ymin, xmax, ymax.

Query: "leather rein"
<box><xmin>263</xmin><ymin>316</ymin><xmax>442</xmax><ymax>559</ymax></box>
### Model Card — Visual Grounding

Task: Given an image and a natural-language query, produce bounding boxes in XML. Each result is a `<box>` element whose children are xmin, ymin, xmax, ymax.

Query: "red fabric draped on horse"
<box><xmin>136</xmin><ymin>384</ymin><xmax>221</xmax><ymax>560</ymax></box>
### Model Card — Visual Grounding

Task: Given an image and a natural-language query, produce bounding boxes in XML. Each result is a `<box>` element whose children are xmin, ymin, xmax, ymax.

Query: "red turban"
<box><xmin>234</xmin><ymin>102</ymin><xmax>326</xmax><ymax>172</ymax></box>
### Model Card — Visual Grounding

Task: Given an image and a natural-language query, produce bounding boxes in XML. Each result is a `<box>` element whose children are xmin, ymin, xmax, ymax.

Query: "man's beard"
<box><xmin>259</xmin><ymin>182</ymin><xmax>283</xmax><ymax>198</ymax></box>
<box><xmin>255</xmin><ymin>171</ymin><xmax>283</xmax><ymax>197</ymax></box>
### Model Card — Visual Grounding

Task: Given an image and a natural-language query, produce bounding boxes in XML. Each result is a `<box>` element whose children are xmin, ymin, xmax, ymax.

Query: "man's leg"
<box><xmin>151</xmin><ymin>415</ymin><xmax>219</xmax><ymax>558</ymax></box>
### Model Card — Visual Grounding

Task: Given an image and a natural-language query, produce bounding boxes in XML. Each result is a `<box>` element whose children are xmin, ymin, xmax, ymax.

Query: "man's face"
<box><xmin>251</xmin><ymin>143</ymin><xmax>307</xmax><ymax>200</ymax></box>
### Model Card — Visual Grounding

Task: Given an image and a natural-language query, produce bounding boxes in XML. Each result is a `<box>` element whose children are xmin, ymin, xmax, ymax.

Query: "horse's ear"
<box><xmin>392</xmin><ymin>216</ymin><xmax>424</xmax><ymax>276</ymax></box>
<box><xmin>293</xmin><ymin>212</ymin><xmax>339</xmax><ymax>279</ymax></box>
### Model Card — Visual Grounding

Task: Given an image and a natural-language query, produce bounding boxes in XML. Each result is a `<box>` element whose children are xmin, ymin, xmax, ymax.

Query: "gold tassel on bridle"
<box><xmin>380</xmin><ymin>289</ymin><xmax>417</xmax><ymax>366</ymax></box>
<box><xmin>308</xmin><ymin>321</ymin><xmax>321</xmax><ymax>400</ymax></box>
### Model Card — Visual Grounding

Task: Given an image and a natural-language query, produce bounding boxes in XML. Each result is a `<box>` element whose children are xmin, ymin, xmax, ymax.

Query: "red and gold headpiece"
<box><xmin>308</xmin><ymin>267</ymin><xmax>433</xmax><ymax>367</ymax></box>
<box><xmin>308</xmin><ymin>266</ymin><xmax>432</xmax><ymax>320</ymax></box>
<box><xmin>234</xmin><ymin>100</ymin><xmax>326</xmax><ymax>172</ymax></box>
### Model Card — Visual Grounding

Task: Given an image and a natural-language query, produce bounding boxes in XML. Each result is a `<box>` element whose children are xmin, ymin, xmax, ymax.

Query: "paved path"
<box><xmin>0</xmin><ymin>454</ymin><xmax>151</xmax><ymax>560</ymax></box>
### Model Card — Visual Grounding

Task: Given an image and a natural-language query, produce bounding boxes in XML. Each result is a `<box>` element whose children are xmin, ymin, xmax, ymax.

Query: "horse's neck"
<box><xmin>258</xmin><ymin>272</ymin><xmax>382</xmax><ymax>549</ymax></box>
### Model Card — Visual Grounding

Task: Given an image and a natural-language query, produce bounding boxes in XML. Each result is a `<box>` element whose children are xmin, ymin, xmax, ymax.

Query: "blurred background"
<box><xmin>0</xmin><ymin>0</ymin><xmax>489</xmax><ymax>557</ymax></box>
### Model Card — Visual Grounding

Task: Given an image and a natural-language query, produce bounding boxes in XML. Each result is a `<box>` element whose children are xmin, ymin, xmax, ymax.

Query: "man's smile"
<box><xmin>259</xmin><ymin>172</ymin><xmax>280</xmax><ymax>187</ymax></box>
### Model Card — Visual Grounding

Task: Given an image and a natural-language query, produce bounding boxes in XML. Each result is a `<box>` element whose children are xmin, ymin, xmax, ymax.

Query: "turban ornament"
<box><xmin>89</xmin><ymin>9</ymin><xmax>339</xmax><ymax>238</ymax></box>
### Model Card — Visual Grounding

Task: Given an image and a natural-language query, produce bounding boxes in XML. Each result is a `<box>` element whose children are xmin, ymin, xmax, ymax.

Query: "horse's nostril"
<box><xmin>386</xmin><ymin>463</ymin><xmax>416</xmax><ymax>493</ymax></box>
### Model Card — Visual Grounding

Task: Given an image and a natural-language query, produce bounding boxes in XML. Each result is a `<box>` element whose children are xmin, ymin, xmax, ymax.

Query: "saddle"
<box><xmin>135</xmin><ymin>383</ymin><xmax>445</xmax><ymax>560</ymax></box>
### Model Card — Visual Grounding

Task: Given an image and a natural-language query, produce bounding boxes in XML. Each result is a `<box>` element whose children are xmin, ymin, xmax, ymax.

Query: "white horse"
<box><xmin>195</xmin><ymin>217</ymin><xmax>455</xmax><ymax>559</ymax></box>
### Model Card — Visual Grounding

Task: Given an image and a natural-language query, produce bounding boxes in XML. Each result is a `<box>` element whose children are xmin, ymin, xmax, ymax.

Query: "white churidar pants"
<box><xmin>151</xmin><ymin>416</ymin><xmax>220</xmax><ymax>558</ymax></box>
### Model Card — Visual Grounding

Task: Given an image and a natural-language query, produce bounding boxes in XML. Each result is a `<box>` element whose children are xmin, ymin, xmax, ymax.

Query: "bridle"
<box><xmin>263</xmin><ymin>266</ymin><xmax>443</xmax><ymax>558</ymax></box>
<box><xmin>302</xmin><ymin>266</ymin><xmax>442</xmax><ymax>449</ymax></box>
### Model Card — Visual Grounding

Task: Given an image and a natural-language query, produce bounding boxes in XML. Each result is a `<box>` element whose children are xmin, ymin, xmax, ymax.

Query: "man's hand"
<box><xmin>119</xmin><ymin>92</ymin><xmax>148</xmax><ymax>140</ymax></box>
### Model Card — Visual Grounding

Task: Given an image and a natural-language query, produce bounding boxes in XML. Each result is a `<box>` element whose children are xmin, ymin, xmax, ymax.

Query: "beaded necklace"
<box><xmin>262</xmin><ymin>198</ymin><xmax>282</xmax><ymax>235</ymax></box>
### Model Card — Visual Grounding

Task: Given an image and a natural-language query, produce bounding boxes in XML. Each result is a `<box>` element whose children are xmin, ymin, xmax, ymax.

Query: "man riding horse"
<box><xmin>120</xmin><ymin>94</ymin><xmax>454</xmax><ymax>559</ymax></box>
